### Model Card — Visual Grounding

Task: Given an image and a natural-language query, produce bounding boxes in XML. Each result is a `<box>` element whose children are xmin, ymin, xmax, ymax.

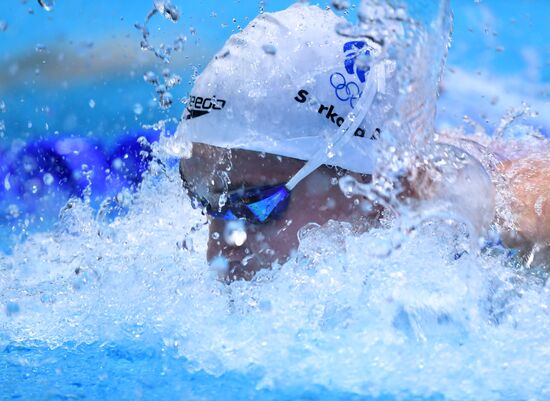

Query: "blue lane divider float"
<box><xmin>0</xmin><ymin>129</ymin><xmax>163</xmax><ymax>214</ymax></box>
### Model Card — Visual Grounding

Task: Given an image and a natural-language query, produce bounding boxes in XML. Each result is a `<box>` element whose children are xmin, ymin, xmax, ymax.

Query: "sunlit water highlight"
<box><xmin>2</xmin><ymin>1</ymin><xmax>550</xmax><ymax>400</ymax></box>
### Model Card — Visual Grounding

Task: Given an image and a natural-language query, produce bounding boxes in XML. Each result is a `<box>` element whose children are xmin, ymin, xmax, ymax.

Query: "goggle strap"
<box><xmin>286</xmin><ymin>63</ymin><xmax>383</xmax><ymax>191</ymax></box>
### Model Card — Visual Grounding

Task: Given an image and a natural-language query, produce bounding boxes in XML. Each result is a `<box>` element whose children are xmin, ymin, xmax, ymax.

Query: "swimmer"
<box><xmin>177</xmin><ymin>4</ymin><xmax>550</xmax><ymax>281</ymax></box>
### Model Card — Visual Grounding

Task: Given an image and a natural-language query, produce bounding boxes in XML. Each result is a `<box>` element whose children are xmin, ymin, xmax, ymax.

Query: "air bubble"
<box><xmin>88</xmin><ymin>99</ymin><xmax>96</xmax><ymax>109</ymax></box>
<box><xmin>0</xmin><ymin>21</ymin><xmax>8</xmax><ymax>32</ymax></box>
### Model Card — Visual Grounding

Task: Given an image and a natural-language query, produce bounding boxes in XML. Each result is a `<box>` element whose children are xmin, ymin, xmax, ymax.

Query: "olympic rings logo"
<box><xmin>329</xmin><ymin>72</ymin><xmax>362</xmax><ymax>109</ymax></box>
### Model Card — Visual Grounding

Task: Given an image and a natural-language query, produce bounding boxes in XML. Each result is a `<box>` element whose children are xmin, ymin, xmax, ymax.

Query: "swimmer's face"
<box><xmin>180</xmin><ymin>143</ymin><xmax>375</xmax><ymax>281</ymax></box>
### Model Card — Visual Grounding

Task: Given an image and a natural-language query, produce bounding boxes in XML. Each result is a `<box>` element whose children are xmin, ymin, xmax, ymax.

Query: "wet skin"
<box><xmin>180</xmin><ymin>142</ymin><xmax>550</xmax><ymax>281</ymax></box>
<box><xmin>179</xmin><ymin>143</ymin><xmax>379</xmax><ymax>281</ymax></box>
<box><xmin>497</xmin><ymin>158</ymin><xmax>550</xmax><ymax>250</ymax></box>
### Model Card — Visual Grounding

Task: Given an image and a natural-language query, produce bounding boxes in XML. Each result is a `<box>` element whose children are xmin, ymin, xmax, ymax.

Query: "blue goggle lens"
<box><xmin>207</xmin><ymin>185</ymin><xmax>290</xmax><ymax>224</ymax></box>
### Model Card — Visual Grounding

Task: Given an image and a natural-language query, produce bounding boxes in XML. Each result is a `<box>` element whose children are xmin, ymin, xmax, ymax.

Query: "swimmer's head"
<box><xmin>177</xmin><ymin>4</ymin><xmax>396</xmax><ymax>280</ymax></box>
<box><xmin>177</xmin><ymin>3</ymin><xmax>395</xmax><ymax>175</ymax></box>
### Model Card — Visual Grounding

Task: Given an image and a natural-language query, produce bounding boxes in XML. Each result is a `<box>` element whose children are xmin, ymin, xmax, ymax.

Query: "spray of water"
<box><xmin>2</xmin><ymin>1</ymin><xmax>550</xmax><ymax>400</ymax></box>
<box><xmin>134</xmin><ymin>1</ymin><xmax>186</xmax><ymax>110</ymax></box>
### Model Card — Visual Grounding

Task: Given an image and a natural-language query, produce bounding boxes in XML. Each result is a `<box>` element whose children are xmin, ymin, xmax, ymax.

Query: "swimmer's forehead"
<box><xmin>180</xmin><ymin>143</ymin><xmax>304</xmax><ymax>193</ymax></box>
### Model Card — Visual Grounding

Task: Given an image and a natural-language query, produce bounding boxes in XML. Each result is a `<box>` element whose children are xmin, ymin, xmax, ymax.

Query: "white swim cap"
<box><xmin>176</xmin><ymin>3</ymin><xmax>393</xmax><ymax>174</ymax></box>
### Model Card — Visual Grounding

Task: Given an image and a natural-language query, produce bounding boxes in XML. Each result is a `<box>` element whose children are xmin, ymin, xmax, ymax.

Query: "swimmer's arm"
<box><xmin>496</xmin><ymin>158</ymin><xmax>550</xmax><ymax>247</ymax></box>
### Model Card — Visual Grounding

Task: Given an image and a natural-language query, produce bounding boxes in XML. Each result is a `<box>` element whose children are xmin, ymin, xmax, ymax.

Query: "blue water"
<box><xmin>1</xmin><ymin>1</ymin><xmax>550</xmax><ymax>400</ymax></box>
<box><xmin>3</xmin><ymin>342</ymin><xmax>449</xmax><ymax>401</ymax></box>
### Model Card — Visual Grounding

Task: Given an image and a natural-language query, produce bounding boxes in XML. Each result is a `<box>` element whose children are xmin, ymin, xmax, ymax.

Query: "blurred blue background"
<box><xmin>0</xmin><ymin>0</ymin><xmax>548</xmax><ymax>143</ymax></box>
<box><xmin>0</xmin><ymin>0</ymin><xmax>549</xmax><ymax>250</ymax></box>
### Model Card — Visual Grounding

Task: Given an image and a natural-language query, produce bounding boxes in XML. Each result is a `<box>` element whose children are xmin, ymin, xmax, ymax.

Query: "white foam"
<box><xmin>1</xmin><ymin>138</ymin><xmax>549</xmax><ymax>400</ymax></box>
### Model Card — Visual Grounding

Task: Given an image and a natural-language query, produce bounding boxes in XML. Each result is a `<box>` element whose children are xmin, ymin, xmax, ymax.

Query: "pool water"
<box><xmin>1</xmin><ymin>1</ymin><xmax>550</xmax><ymax>400</ymax></box>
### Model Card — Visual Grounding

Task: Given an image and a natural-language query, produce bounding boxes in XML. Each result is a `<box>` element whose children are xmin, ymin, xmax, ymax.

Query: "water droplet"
<box><xmin>88</xmin><ymin>99</ymin><xmax>96</xmax><ymax>109</ymax></box>
<box><xmin>211</xmin><ymin>232</ymin><xmax>220</xmax><ymax>240</ymax></box>
<box><xmin>262</xmin><ymin>44</ymin><xmax>277</xmax><ymax>55</ymax></box>
<box><xmin>218</xmin><ymin>192</ymin><xmax>228</xmax><ymax>209</ymax></box>
<box><xmin>338</xmin><ymin>175</ymin><xmax>359</xmax><ymax>198</ymax></box>
<box><xmin>331</xmin><ymin>0</ymin><xmax>350</xmax><ymax>11</ymax></box>
<box><xmin>4</xmin><ymin>173</ymin><xmax>11</xmax><ymax>191</ymax></box>
<box><xmin>43</xmin><ymin>173</ymin><xmax>54</xmax><ymax>186</ymax></box>
<box><xmin>112</xmin><ymin>158</ymin><xmax>123</xmax><ymax>170</ymax></box>
<box><xmin>143</xmin><ymin>71</ymin><xmax>158</xmax><ymax>85</ymax></box>
<box><xmin>355</xmin><ymin>52</ymin><xmax>371</xmax><ymax>71</ymax></box>
<box><xmin>133</xmin><ymin>103</ymin><xmax>144</xmax><ymax>115</ymax></box>
<box><xmin>154</xmin><ymin>0</ymin><xmax>180</xmax><ymax>22</ymax></box>
<box><xmin>7</xmin><ymin>204</ymin><xmax>18</xmax><ymax>217</ymax></box>
<box><xmin>37</xmin><ymin>0</ymin><xmax>55</xmax><ymax>12</ymax></box>
<box><xmin>298</xmin><ymin>222</ymin><xmax>321</xmax><ymax>242</ymax></box>
<box><xmin>224</xmin><ymin>220</ymin><xmax>247</xmax><ymax>247</ymax></box>
<box><xmin>35</xmin><ymin>43</ymin><xmax>48</xmax><ymax>53</ymax></box>
<box><xmin>159</xmin><ymin>92</ymin><xmax>173</xmax><ymax>109</ymax></box>
<box><xmin>165</xmin><ymin>73</ymin><xmax>181</xmax><ymax>89</ymax></box>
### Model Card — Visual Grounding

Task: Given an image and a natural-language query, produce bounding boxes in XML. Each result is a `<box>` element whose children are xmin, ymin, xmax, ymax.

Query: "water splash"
<box><xmin>151</xmin><ymin>0</ymin><xmax>180</xmax><ymax>23</ymax></box>
<box><xmin>2</xmin><ymin>1</ymin><xmax>550</xmax><ymax>400</ymax></box>
<box><xmin>142</xmin><ymin>68</ymin><xmax>182</xmax><ymax>110</ymax></box>
<box><xmin>135</xmin><ymin>1</ymin><xmax>186</xmax><ymax>64</ymax></box>
<box><xmin>1</xmin><ymin>143</ymin><xmax>549</xmax><ymax>400</ymax></box>
<box><xmin>136</xmin><ymin>1</ymin><xmax>186</xmax><ymax>110</ymax></box>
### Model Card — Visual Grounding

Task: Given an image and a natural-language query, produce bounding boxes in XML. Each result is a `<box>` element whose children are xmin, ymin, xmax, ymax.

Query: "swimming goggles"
<box><xmin>184</xmin><ymin>63</ymin><xmax>385</xmax><ymax>224</ymax></box>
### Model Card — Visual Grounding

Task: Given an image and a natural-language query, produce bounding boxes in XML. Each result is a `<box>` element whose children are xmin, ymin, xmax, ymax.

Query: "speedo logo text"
<box><xmin>185</xmin><ymin>95</ymin><xmax>227</xmax><ymax>120</ymax></box>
